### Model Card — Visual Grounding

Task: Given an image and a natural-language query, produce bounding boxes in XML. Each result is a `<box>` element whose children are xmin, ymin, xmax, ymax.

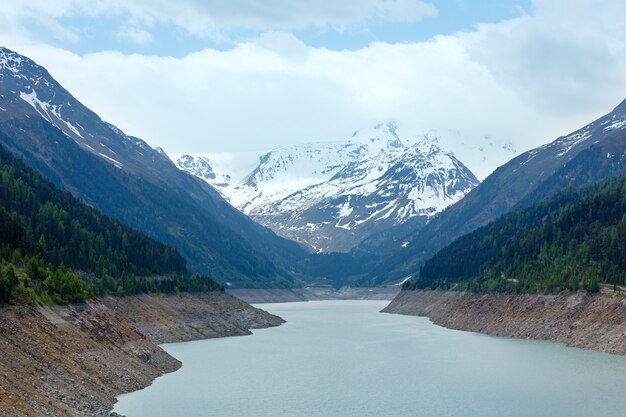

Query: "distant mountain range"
<box><xmin>359</xmin><ymin>98</ymin><xmax>626</xmax><ymax>285</ymax></box>
<box><xmin>0</xmin><ymin>46</ymin><xmax>311</xmax><ymax>288</ymax></box>
<box><xmin>2</xmin><ymin>45</ymin><xmax>624</xmax><ymax>290</ymax></box>
<box><xmin>173</xmin><ymin>123</ymin><xmax>480</xmax><ymax>252</ymax></box>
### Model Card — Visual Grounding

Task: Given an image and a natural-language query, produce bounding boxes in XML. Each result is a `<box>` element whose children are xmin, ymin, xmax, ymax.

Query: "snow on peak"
<box><xmin>0</xmin><ymin>47</ymin><xmax>90</xmax><ymax>143</ymax></box>
<box><xmin>351</xmin><ymin>121</ymin><xmax>404</xmax><ymax>151</ymax></box>
<box><xmin>0</xmin><ymin>47</ymin><xmax>51</xmax><ymax>88</ymax></box>
<box><xmin>244</xmin><ymin>135</ymin><xmax>479</xmax><ymax>252</ymax></box>
<box><xmin>173</xmin><ymin>123</ymin><xmax>480</xmax><ymax>252</ymax></box>
<box><xmin>172</xmin><ymin>153</ymin><xmax>231</xmax><ymax>188</ymax></box>
<box><xmin>0</xmin><ymin>48</ymin><xmax>25</xmax><ymax>75</ymax></box>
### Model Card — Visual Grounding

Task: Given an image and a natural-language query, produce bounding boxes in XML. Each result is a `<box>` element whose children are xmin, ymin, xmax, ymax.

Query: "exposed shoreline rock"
<box><xmin>382</xmin><ymin>290</ymin><xmax>626</xmax><ymax>355</ymax></box>
<box><xmin>0</xmin><ymin>292</ymin><xmax>284</xmax><ymax>417</ymax></box>
<box><xmin>227</xmin><ymin>286</ymin><xmax>400</xmax><ymax>304</ymax></box>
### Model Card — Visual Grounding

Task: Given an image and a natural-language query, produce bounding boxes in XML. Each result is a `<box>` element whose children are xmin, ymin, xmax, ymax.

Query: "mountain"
<box><xmin>0</xmin><ymin>46</ymin><xmax>310</xmax><ymax>288</ymax></box>
<box><xmin>174</xmin><ymin>123</ymin><xmax>479</xmax><ymax>252</ymax></box>
<box><xmin>0</xmin><ymin>143</ymin><xmax>223</xmax><ymax>304</ymax></box>
<box><xmin>174</xmin><ymin>124</ymin><xmax>406</xmax><ymax>211</ymax></box>
<box><xmin>362</xmin><ymin>98</ymin><xmax>626</xmax><ymax>285</ymax></box>
<box><xmin>250</xmin><ymin>140</ymin><xmax>479</xmax><ymax>252</ymax></box>
<box><xmin>413</xmin><ymin>174</ymin><xmax>626</xmax><ymax>293</ymax></box>
<box><xmin>172</xmin><ymin>154</ymin><xmax>234</xmax><ymax>190</ymax></box>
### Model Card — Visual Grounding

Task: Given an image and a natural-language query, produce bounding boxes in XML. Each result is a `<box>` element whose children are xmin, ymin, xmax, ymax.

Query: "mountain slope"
<box><xmin>174</xmin><ymin>123</ymin><xmax>405</xmax><ymax>212</ymax></box>
<box><xmin>362</xmin><ymin>99</ymin><xmax>626</xmax><ymax>284</ymax></box>
<box><xmin>413</xmin><ymin>174</ymin><xmax>626</xmax><ymax>293</ymax></box>
<box><xmin>0</xmin><ymin>142</ymin><xmax>227</xmax><ymax>304</ymax></box>
<box><xmin>175</xmin><ymin>123</ymin><xmax>479</xmax><ymax>252</ymax></box>
<box><xmin>0</xmin><ymin>46</ymin><xmax>308</xmax><ymax>288</ymax></box>
<box><xmin>251</xmin><ymin>141</ymin><xmax>478</xmax><ymax>252</ymax></box>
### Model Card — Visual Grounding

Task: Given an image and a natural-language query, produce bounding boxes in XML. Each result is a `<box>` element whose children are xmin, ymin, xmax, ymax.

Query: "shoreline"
<box><xmin>382</xmin><ymin>290</ymin><xmax>626</xmax><ymax>356</ymax></box>
<box><xmin>0</xmin><ymin>292</ymin><xmax>284</xmax><ymax>417</ymax></box>
<box><xmin>227</xmin><ymin>286</ymin><xmax>400</xmax><ymax>304</ymax></box>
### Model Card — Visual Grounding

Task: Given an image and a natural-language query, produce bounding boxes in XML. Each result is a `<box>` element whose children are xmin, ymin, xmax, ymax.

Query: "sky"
<box><xmin>1</xmin><ymin>0</ymin><xmax>626</xmax><ymax>178</ymax></box>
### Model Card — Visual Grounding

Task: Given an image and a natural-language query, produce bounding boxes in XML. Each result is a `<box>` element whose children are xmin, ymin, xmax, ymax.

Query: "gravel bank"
<box><xmin>0</xmin><ymin>292</ymin><xmax>284</xmax><ymax>416</ymax></box>
<box><xmin>228</xmin><ymin>286</ymin><xmax>400</xmax><ymax>304</ymax></box>
<box><xmin>383</xmin><ymin>290</ymin><xmax>626</xmax><ymax>355</ymax></box>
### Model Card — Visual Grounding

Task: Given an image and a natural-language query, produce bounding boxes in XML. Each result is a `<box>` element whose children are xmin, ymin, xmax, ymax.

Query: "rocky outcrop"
<box><xmin>101</xmin><ymin>292</ymin><xmax>284</xmax><ymax>343</ymax></box>
<box><xmin>0</xmin><ymin>292</ymin><xmax>283</xmax><ymax>417</ymax></box>
<box><xmin>383</xmin><ymin>290</ymin><xmax>626</xmax><ymax>355</ymax></box>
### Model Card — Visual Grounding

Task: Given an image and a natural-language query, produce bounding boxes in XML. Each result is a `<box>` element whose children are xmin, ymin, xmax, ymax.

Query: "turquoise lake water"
<box><xmin>114</xmin><ymin>300</ymin><xmax>626</xmax><ymax>417</ymax></box>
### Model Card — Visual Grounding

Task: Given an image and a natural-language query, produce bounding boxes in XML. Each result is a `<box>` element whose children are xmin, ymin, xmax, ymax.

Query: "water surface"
<box><xmin>115</xmin><ymin>300</ymin><xmax>626</xmax><ymax>417</ymax></box>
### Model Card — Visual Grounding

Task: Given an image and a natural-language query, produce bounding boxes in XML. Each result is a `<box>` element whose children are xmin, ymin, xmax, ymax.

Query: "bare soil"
<box><xmin>383</xmin><ymin>290</ymin><xmax>626</xmax><ymax>355</ymax></box>
<box><xmin>227</xmin><ymin>286</ymin><xmax>400</xmax><ymax>304</ymax></box>
<box><xmin>0</xmin><ymin>292</ymin><xmax>283</xmax><ymax>417</ymax></box>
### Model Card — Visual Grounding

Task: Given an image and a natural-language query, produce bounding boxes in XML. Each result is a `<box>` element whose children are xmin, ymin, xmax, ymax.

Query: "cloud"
<box><xmin>1</xmin><ymin>0</ymin><xmax>626</xmax><ymax>179</ymax></box>
<box><xmin>32</xmin><ymin>15</ymin><xmax>80</xmax><ymax>43</ymax></box>
<box><xmin>466</xmin><ymin>1</ymin><xmax>626</xmax><ymax>117</ymax></box>
<box><xmin>0</xmin><ymin>0</ymin><xmax>80</xmax><ymax>42</ymax></box>
<box><xmin>0</xmin><ymin>0</ymin><xmax>438</xmax><ymax>42</ymax></box>
<box><xmin>117</xmin><ymin>27</ymin><xmax>154</xmax><ymax>45</ymax></box>
<box><xmin>115</xmin><ymin>0</ymin><xmax>438</xmax><ymax>35</ymax></box>
<box><xmin>374</xmin><ymin>0</ymin><xmax>438</xmax><ymax>23</ymax></box>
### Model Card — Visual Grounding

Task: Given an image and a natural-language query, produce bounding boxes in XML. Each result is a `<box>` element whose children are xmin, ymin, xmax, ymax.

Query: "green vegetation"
<box><xmin>0</xmin><ymin>145</ymin><xmax>222</xmax><ymax>305</ymax></box>
<box><xmin>407</xmin><ymin>174</ymin><xmax>626</xmax><ymax>294</ymax></box>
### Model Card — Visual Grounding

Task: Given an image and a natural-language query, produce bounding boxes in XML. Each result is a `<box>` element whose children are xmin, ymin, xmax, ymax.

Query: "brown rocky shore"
<box><xmin>227</xmin><ymin>286</ymin><xmax>400</xmax><ymax>303</ymax></box>
<box><xmin>383</xmin><ymin>290</ymin><xmax>626</xmax><ymax>355</ymax></box>
<box><xmin>0</xmin><ymin>292</ymin><xmax>284</xmax><ymax>417</ymax></box>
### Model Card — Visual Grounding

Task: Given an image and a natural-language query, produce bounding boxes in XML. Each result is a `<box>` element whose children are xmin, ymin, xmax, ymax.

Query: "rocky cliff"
<box><xmin>0</xmin><ymin>292</ymin><xmax>283</xmax><ymax>416</ymax></box>
<box><xmin>383</xmin><ymin>290</ymin><xmax>626</xmax><ymax>355</ymax></box>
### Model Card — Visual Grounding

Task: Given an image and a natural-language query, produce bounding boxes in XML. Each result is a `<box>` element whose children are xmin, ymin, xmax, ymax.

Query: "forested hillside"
<box><xmin>0</xmin><ymin>46</ymin><xmax>306</xmax><ymax>288</ymax></box>
<box><xmin>0</xmin><ymin>145</ymin><xmax>222</xmax><ymax>304</ymax></box>
<box><xmin>409</xmin><ymin>174</ymin><xmax>626</xmax><ymax>293</ymax></box>
<box><xmin>358</xmin><ymin>99</ymin><xmax>626</xmax><ymax>286</ymax></box>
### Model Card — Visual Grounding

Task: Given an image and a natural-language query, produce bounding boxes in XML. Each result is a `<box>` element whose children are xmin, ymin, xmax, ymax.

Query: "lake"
<box><xmin>114</xmin><ymin>300</ymin><xmax>626</xmax><ymax>417</ymax></box>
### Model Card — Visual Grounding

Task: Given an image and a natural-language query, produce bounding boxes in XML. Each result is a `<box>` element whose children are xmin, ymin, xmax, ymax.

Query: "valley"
<box><xmin>1</xmin><ymin>4</ymin><xmax>626</xmax><ymax>414</ymax></box>
<box><xmin>114</xmin><ymin>300</ymin><xmax>626</xmax><ymax>417</ymax></box>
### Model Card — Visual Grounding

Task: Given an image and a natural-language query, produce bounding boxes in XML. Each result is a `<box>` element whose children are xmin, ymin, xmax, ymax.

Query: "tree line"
<box><xmin>407</xmin><ymin>174</ymin><xmax>626</xmax><ymax>294</ymax></box>
<box><xmin>0</xmin><ymin>145</ymin><xmax>222</xmax><ymax>305</ymax></box>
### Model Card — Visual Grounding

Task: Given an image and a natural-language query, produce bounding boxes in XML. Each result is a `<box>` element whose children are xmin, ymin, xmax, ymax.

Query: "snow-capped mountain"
<box><xmin>0</xmin><ymin>47</ymin><xmax>174</xmax><ymax>177</ymax></box>
<box><xmin>0</xmin><ymin>46</ymin><xmax>309</xmax><ymax>288</ymax></box>
<box><xmin>173</xmin><ymin>123</ymin><xmax>407</xmax><ymax>211</ymax></box>
<box><xmin>363</xmin><ymin>98</ymin><xmax>626</xmax><ymax>284</ymax></box>
<box><xmin>174</xmin><ymin>123</ymin><xmax>480</xmax><ymax>252</ymax></box>
<box><xmin>252</xmin><ymin>140</ymin><xmax>479</xmax><ymax>252</ymax></box>
<box><xmin>172</xmin><ymin>154</ymin><xmax>233</xmax><ymax>188</ymax></box>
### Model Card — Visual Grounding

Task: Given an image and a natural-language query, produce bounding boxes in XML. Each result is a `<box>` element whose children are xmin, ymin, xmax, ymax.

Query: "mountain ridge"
<box><xmin>0</xmin><ymin>46</ymin><xmax>310</xmax><ymax>288</ymax></box>
<box><xmin>174</xmin><ymin>123</ymin><xmax>480</xmax><ymax>252</ymax></box>
<box><xmin>361</xmin><ymin>98</ymin><xmax>626</xmax><ymax>285</ymax></box>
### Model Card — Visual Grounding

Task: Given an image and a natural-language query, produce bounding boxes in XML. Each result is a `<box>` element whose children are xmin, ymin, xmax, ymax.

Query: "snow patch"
<box><xmin>394</xmin><ymin>275</ymin><xmax>413</xmax><ymax>286</ymax></box>
<box><xmin>19</xmin><ymin>90</ymin><xmax>84</xmax><ymax>139</ymax></box>
<box><xmin>556</xmin><ymin>130</ymin><xmax>591</xmax><ymax>157</ymax></box>
<box><xmin>603</xmin><ymin>118</ymin><xmax>626</xmax><ymax>132</ymax></box>
<box><xmin>336</xmin><ymin>198</ymin><xmax>353</xmax><ymax>219</ymax></box>
<box><xmin>98</xmin><ymin>152</ymin><xmax>123</xmax><ymax>168</ymax></box>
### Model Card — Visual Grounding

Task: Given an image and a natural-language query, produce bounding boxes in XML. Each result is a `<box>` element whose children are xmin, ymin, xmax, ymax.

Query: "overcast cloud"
<box><xmin>0</xmin><ymin>0</ymin><xmax>438</xmax><ymax>42</ymax></box>
<box><xmin>1</xmin><ymin>0</ymin><xmax>625</xmax><ymax>178</ymax></box>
